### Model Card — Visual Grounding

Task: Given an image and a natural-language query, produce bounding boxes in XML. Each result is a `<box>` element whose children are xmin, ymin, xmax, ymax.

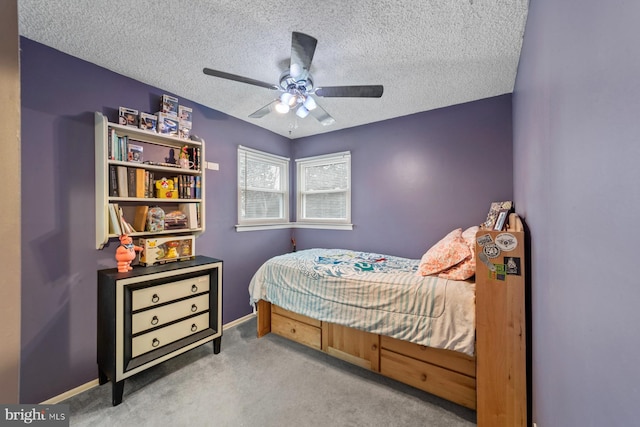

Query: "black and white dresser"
<box><xmin>97</xmin><ymin>256</ymin><xmax>222</xmax><ymax>406</ymax></box>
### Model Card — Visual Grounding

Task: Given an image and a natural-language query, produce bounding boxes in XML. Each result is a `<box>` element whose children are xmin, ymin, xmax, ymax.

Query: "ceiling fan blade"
<box><xmin>248</xmin><ymin>100</ymin><xmax>280</xmax><ymax>118</ymax></box>
<box><xmin>203</xmin><ymin>68</ymin><xmax>279</xmax><ymax>90</ymax></box>
<box><xmin>315</xmin><ymin>85</ymin><xmax>384</xmax><ymax>98</ymax></box>
<box><xmin>309</xmin><ymin>103</ymin><xmax>336</xmax><ymax>126</ymax></box>
<box><xmin>290</xmin><ymin>32</ymin><xmax>317</xmax><ymax>79</ymax></box>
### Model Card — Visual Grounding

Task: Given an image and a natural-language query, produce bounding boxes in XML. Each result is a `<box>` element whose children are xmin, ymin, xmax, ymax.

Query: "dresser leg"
<box><xmin>98</xmin><ymin>367</ymin><xmax>108</xmax><ymax>385</ymax></box>
<box><xmin>112</xmin><ymin>380</ymin><xmax>125</xmax><ymax>406</ymax></box>
<box><xmin>213</xmin><ymin>337</ymin><xmax>221</xmax><ymax>354</ymax></box>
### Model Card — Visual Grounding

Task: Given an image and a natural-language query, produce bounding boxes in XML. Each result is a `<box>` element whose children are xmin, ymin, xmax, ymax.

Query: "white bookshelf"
<box><xmin>95</xmin><ymin>112</ymin><xmax>205</xmax><ymax>249</ymax></box>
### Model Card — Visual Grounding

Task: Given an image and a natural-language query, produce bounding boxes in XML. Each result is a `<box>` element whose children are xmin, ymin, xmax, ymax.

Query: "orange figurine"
<box><xmin>115</xmin><ymin>234</ymin><xmax>142</xmax><ymax>272</ymax></box>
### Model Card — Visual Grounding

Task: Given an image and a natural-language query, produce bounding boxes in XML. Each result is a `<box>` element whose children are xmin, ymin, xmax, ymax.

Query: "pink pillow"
<box><xmin>418</xmin><ymin>228</ymin><xmax>471</xmax><ymax>276</ymax></box>
<box><xmin>438</xmin><ymin>226</ymin><xmax>479</xmax><ymax>280</ymax></box>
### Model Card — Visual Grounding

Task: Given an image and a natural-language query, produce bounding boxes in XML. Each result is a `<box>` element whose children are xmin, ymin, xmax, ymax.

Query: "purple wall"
<box><xmin>19</xmin><ymin>38</ymin><xmax>291</xmax><ymax>403</ymax></box>
<box><xmin>513</xmin><ymin>2</ymin><xmax>640</xmax><ymax>426</ymax></box>
<box><xmin>294</xmin><ymin>95</ymin><xmax>514</xmax><ymax>259</ymax></box>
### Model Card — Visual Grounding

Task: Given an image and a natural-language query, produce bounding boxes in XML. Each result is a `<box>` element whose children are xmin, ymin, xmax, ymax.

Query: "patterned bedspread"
<box><xmin>249</xmin><ymin>249</ymin><xmax>476</xmax><ymax>356</ymax></box>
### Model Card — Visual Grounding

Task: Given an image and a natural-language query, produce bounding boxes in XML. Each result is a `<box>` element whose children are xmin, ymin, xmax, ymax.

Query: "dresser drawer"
<box><xmin>131</xmin><ymin>313</ymin><xmax>210</xmax><ymax>358</ymax></box>
<box><xmin>131</xmin><ymin>294</ymin><xmax>209</xmax><ymax>334</ymax></box>
<box><xmin>271</xmin><ymin>312</ymin><xmax>321</xmax><ymax>350</ymax></box>
<box><xmin>132</xmin><ymin>275</ymin><xmax>209</xmax><ymax>311</ymax></box>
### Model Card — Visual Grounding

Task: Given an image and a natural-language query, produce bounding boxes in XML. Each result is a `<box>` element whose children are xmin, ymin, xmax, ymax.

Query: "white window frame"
<box><xmin>237</xmin><ymin>145</ymin><xmax>290</xmax><ymax>228</ymax></box>
<box><xmin>296</xmin><ymin>151</ymin><xmax>351</xmax><ymax>227</ymax></box>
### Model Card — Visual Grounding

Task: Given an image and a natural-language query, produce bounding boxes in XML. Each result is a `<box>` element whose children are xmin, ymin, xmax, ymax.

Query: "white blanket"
<box><xmin>249</xmin><ymin>248</ymin><xmax>476</xmax><ymax>356</ymax></box>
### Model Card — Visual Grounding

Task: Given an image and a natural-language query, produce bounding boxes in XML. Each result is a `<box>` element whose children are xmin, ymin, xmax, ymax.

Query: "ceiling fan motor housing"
<box><xmin>279</xmin><ymin>71</ymin><xmax>314</xmax><ymax>95</ymax></box>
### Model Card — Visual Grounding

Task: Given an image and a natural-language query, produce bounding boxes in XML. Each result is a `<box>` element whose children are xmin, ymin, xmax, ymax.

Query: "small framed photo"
<box><xmin>128</xmin><ymin>144</ymin><xmax>143</xmax><ymax>163</ymax></box>
<box><xmin>484</xmin><ymin>200</ymin><xmax>513</xmax><ymax>229</ymax></box>
<box><xmin>493</xmin><ymin>209</ymin><xmax>509</xmax><ymax>231</ymax></box>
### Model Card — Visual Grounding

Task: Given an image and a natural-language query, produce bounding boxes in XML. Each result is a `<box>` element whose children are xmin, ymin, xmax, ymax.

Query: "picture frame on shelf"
<box><xmin>493</xmin><ymin>209</ymin><xmax>510</xmax><ymax>231</ymax></box>
<box><xmin>484</xmin><ymin>200</ymin><xmax>513</xmax><ymax>229</ymax></box>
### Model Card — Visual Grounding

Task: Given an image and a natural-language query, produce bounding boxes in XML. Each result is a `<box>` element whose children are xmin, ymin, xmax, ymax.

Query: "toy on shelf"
<box><xmin>115</xmin><ymin>234</ymin><xmax>142</xmax><ymax>272</ymax></box>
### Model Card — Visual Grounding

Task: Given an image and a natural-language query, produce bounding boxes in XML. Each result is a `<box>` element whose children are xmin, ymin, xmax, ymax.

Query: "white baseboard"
<box><xmin>41</xmin><ymin>313</ymin><xmax>257</xmax><ymax>404</ymax></box>
<box><xmin>41</xmin><ymin>379</ymin><xmax>100</xmax><ymax>405</ymax></box>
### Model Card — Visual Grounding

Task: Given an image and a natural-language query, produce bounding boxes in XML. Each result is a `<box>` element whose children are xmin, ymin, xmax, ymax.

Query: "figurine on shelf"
<box><xmin>115</xmin><ymin>234</ymin><xmax>142</xmax><ymax>272</ymax></box>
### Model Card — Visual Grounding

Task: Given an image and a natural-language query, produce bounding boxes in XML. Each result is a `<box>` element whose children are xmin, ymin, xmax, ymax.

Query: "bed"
<box><xmin>249</xmin><ymin>226</ymin><xmax>527</xmax><ymax>426</ymax></box>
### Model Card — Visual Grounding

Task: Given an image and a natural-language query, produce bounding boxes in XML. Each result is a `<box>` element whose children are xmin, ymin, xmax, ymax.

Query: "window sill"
<box><xmin>235</xmin><ymin>222</ymin><xmax>353</xmax><ymax>232</ymax></box>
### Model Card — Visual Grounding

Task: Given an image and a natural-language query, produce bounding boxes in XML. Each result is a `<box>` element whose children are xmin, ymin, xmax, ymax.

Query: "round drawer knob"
<box><xmin>152</xmin><ymin>338</ymin><xmax>160</xmax><ymax>348</ymax></box>
<box><xmin>371</xmin><ymin>344</ymin><xmax>377</xmax><ymax>351</ymax></box>
<box><xmin>151</xmin><ymin>294</ymin><xmax>159</xmax><ymax>303</ymax></box>
<box><xmin>191</xmin><ymin>304</ymin><xmax>198</xmax><ymax>312</ymax></box>
<box><xmin>420</xmin><ymin>374</ymin><xmax>427</xmax><ymax>382</ymax></box>
<box><xmin>151</xmin><ymin>316</ymin><xmax>159</xmax><ymax>325</ymax></box>
<box><xmin>291</xmin><ymin>328</ymin><xmax>296</xmax><ymax>334</ymax></box>
<box><xmin>191</xmin><ymin>324</ymin><xmax>198</xmax><ymax>332</ymax></box>
<box><xmin>191</xmin><ymin>284</ymin><xmax>198</xmax><ymax>293</ymax></box>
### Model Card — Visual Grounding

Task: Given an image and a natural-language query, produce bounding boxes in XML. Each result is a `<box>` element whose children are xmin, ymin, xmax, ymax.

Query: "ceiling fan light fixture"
<box><xmin>275</xmin><ymin>101</ymin><xmax>290</xmax><ymax>114</ymax></box>
<box><xmin>290</xmin><ymin>63</ymin><xmax>302</xmax><ymax>78</ymax></box>
<box><xmin>280</xmin><ymin>92</ymin><xmax>293</xmax><ymax>105</ymax></box>
<box><xmin>303</xmin><ymin>96</ymin><xmax>317</xmax><ymax>111</ymax></box>
<box><xmin>296</xmin><ymin>105</ymin><xmax>310</xmax><ymax>118</ymax></box>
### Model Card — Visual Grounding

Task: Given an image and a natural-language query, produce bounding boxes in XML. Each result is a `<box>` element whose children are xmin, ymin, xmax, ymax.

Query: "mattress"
<box><xmin>249</xmin><ymin>248</ymin><xmax>476</xmax><ymax>356</ymax></box>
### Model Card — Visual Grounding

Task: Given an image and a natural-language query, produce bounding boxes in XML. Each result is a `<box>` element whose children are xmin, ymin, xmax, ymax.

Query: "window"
<box><xmin>296</xmin><ymin>151</ymin><xmax>351</xmax><ymax>224</ymax></box>
<box><xmin>237</xmin><ymin>146</ymin><xmax>289</xmax><ymax>225</ymax></box>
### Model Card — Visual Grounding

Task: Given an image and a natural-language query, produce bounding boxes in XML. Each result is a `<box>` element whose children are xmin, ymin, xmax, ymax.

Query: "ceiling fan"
<box><xmin>203</xmin><ymin>32</ymin><xmax>383</xmax><ymax>126</ymax></box>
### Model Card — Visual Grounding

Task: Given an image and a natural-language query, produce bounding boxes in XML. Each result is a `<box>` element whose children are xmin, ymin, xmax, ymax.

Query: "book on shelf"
<box><xmin>195</xmin><ymin>176</ymin><xmax>201</xmax><ymax>199</ymax></box>
<box><xmin>118</xmin><ymin>206</ymin><xmax>135</xmax><ymax>234</ymax></box>
<box><xmin>126</xmin><ymin>167</ymin><xmax>146</xmax><ymax>198</ymax></box>
<box><xmin>179</xmin><ymin>203</ymin><xmax>199</xmax><ymax>229</ymax></box>
<box><xmin>108</xmin><ymin>203</ymin><xmax>122</xmax><ymax>235</ymax></box>
<box><xmin>135</xmin><ymin>168</ymin><xmax>145</xmax><ymax>198</ymax></box>
<box><xmin>133</xmin><ymin>206</ymin><xmax>149</xmax><ymax>232</ymax></box>
<box><xmin>127</xmin><ymin>167</ymin><xmax>136</xmax><ymax>197</ymax></box>
<box><xmin>108</xmin><ymin>165</ymin><xmax>118</xmax><ymax>197</ymax></box>
<box><xmin>116</xmin><ymin>166</ymin><xmax>128</xmax><ymax>198</ymax></box>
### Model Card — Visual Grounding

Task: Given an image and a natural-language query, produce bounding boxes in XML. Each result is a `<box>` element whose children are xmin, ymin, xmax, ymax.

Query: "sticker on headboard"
<box><xmin>495</xmin><ymin>233</ymin><xmax>518</xmax><ymax>251</ymax></box>
<box><xmin>477</xmin><ymin>251</ymin><xmax>497</xmax><ymax>272</ymax></box>
<box><xmin>488</xmin><ymin>264</ymin><xmax>506</xmax><ymax>281</ymax></box>
<box><xmin>476</xmin><ymin>234</ymin><xmax>493</xmax><ymax>247</ymax></box>
<box><xmin>483</xmin><ymin>243</ymin><xmax>501</xmax><ymax>259</ymax></box>
<box><xmin>504</xmin><ymin>257</ymin><xmax>521</xmax><ymax>276</ymax></box>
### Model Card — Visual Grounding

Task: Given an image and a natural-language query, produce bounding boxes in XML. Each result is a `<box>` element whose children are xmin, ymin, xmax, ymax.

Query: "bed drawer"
<box><xmin>271</xmin><ymin>305</ymin><xmax>321</xmax><ymax>328</ymax></box>
<box><xmin>271</xmin><ymin>312</ymin><xmax>321</xmax><ymax>350</ymax></box>
<box><xmin>380</xmin><ymin>335</ymin><xmax>475</xmax><ymax>378</ymax></box>
<box><xmin>380</xmin><ymin>348</ymin><xmax>476</xmax><ymax>410</ymax></box>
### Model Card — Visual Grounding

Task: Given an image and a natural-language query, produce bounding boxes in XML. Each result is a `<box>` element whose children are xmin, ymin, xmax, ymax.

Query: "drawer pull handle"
<box><xmin>151</xmin><ymin>316</ymin><xmax>159</xmax><ymax>325</ymax></box>
<box><xmin>420</xmin><ymin>374</ymin><xmax>427</xmax><ymax>382</ymax></box>
<box><xmin>151</xmin><ymin>294</ymin><xmax>159</xmax><ymax>303</ymax></box>
<box><xmin>191</xmin><ymin>284</ymin><xmax>198</xmax><ymax>293</ymax></box>
<box><xmin>291</xmin><ymin>328</ymin><xmax>296</xmax><ymax>334</ymax></box>
<box><xmin>152</xmin><ymin>338</ymin><xmax>160</xmax><ymax>348</ymax></box>
<box><xmin>371</xmin><ymin>344</ymin><xmax>377</xmax><ymax>351</ymax></box>
<box><xmin>191</xmin><ymin>324</ymin><xmax>198</xmax><ymax>332</ymax></box>
<box><xmin>191</xmin><ymin>304</ymin><xmax>198</xmax><ymax>312</ymax></box>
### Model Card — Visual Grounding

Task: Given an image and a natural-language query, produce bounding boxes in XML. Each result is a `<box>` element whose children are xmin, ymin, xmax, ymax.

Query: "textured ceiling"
<box><xmin>18</xmin><ymin>0</ymin><xmax>529</xmax><ymax>139</ymax></box>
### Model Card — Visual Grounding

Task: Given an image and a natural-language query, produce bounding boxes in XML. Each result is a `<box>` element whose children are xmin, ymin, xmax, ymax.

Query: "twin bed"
<box><xmin>248</xmin><ymin>226</ymin><xmax>527</xmax><ymax>426</ymax></box>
